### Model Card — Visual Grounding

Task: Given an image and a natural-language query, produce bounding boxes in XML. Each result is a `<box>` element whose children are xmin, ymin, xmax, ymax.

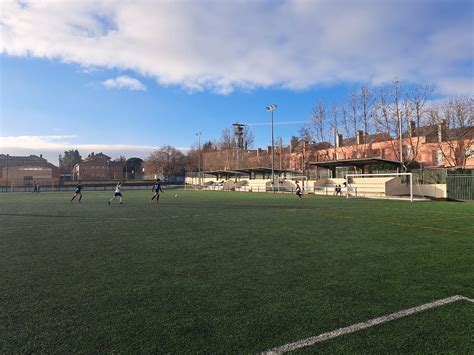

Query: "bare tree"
<box><xmin>145</xmin><ymin>146</ymin><xmax>186</xmax><ymax>179</ymax></box>
<box><xmin>301</xmin><ymin>101</ymin><xmax>328</xmax><ymax>143</ymax></box>
<box><xmin>338</xmin><ymin>101</ymin><xmax>351</xmax><ymax>138</ymax></box>
<box><xmin>113</xmin><ymin>155</ymin><xmax>127</xmax><ymax>163</ymax></box>
<box><xmin>428</xmin><ymin>97</ymin><xmax>474</xmax><ymax>168</ymax></box>
<box><xmin>373</xmin><ymin>82</ymin><xmax>406</xmax><ymax>168</ymax></box>
<box><xmin>349</xmin><ymin>88</ymin><xmax>360</xmax><ymax>137</ymax></box>
<box><xmin>359</xmin><ymin>85</ymin><xmax>375</xmax><ymax>136</ymax></box>
<box><xmin>404</xmin><ymin>84</ymin><xmax>433</xmax><ymax>167</ymax></box>
<box><xmin>218</xmin><ymin>128</ymin><xmax>234</xmax><ymax>150</ymax></box>
<box><xmin>373</xmin><ymin>81</ymin><xmax>435</xmax><ymax>169</ymax></box>
<box><xmin>243</xmin><ymin>127</ymin><xmax>255</xmax><ymax>149</ymax></box>
<box><xmin>298</xmin><ymin>123</ymin><xmax>314</xmax><ymax>142</ymax></box>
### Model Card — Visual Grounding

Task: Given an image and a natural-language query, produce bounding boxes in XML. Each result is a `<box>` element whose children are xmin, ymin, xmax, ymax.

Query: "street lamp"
<box><xmin>266</xmin><ymin>103</ymin><xmax>277</xmax><ymax>192</ymax></box>
<box><xmin>196</xmin><ymin>131</ymin><xmax>202</xmax><ymax>187</ymax></box>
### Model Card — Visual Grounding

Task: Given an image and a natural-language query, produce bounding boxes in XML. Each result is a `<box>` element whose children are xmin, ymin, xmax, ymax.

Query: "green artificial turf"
<box><xmin>1</xmin><ymin>190</ymin><xmax>473</xmax><ymax>353</ymax></box>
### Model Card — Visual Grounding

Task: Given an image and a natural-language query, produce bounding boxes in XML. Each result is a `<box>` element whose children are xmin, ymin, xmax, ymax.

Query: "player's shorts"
<box><xmin>115</xmin><ymin>192</ymin><xmax>122</xmax><ymax>197</ymax></box>
<box><xmin>75</xmin><ymin>190</ymin><xmax>81</xmax><ymax>194</ymax></box>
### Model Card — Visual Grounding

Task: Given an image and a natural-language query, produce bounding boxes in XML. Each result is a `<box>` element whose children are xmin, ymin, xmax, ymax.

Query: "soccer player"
<box><xmin>150</xmin><ymin>178</ymin><xmax>163</xmax><ymax>203</ymax></box>
<box><xmin>33</xmin><ymin>181</ymin><xmax>38</xmax><ymax>193</ymax></box>
<box><xmin>71</xmin><ymin>181</ymin><xmax>83</xmax><ymax>203</ymax></box>
<box><xmin>295</xmin><ymin>180</ymin><xmax>303</xmax><ymax>198</ymax></box>
<box><xmin>108</xmin><ymin>181</ymin><xmax>124</xmax><ymax>205</ymax></box>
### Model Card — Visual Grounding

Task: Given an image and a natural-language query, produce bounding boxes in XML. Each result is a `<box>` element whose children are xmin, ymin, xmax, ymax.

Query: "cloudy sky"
<box><xmin>1</xmin><ymin>0</ymin><xmax>473</xmax><ymax>163</ymax></box>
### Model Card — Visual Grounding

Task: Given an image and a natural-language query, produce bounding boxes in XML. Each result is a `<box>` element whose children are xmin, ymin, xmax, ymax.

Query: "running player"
<box><xmin>295</xmin><ymin>180</ymin><xmax>303</xmax><ymax>198</ymax></box>
<box><xmin>71</xmin><ymin>181</ymin><xmax>83</xmax><ymax>203</ymax></box>
<box><xmin>108</xmin><ymin>181</ymin><xmax>123</xmax><ymax>205</ymax></box>
<box><xmin>150</xmin><ymin>178</ymin><xmax>163</xmax><ymax>203</ymax></box>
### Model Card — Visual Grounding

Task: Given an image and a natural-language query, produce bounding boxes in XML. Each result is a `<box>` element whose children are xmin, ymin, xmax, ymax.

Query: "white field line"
<box><xmin>264</xmin><ymin>295</ymin><xmax>474</xmax><ymax>354</ymax></box>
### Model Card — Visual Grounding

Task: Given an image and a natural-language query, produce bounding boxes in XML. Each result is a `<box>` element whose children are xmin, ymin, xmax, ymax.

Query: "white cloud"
<box><xmin>0</xmin><ymin>135</ymin><xmax>189</xmax><ymax>163</ymax></box>
<box><xmin>102</xmin><ymin>75</ymin><xmax>146</xmax><ymax>91</ymax></box>
<box><xmin>436</xmin><ymin>78</ymin><xmax>474</xmax><ymax>97</ymax></box>
<box><xmin>1</xmin><ymin>0</ymin><xmax>472</xmax><ymax>95</ymax></box>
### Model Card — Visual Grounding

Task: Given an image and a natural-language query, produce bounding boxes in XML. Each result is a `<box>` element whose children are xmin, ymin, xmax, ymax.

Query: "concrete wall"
<box><xmin>415</xmin><ymin>183</ymin><xmax>447</xmax><ymax>198</ymax></box>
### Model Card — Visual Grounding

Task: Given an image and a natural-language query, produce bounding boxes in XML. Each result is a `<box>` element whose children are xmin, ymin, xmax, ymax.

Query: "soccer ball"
<box><xmin>174</xmin><ymin>194</ymin><xmax>178</xmax><ymax>198</ymax></box>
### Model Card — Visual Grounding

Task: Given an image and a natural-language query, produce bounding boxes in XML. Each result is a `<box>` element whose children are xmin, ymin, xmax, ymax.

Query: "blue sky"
<box><xmin>1</xmin><ymin>0</ymin><xmax>473</xmax><ymax>163</ymax></box>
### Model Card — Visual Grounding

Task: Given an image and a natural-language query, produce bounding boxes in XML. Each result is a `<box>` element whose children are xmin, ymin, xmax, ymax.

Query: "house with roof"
<box><xmin>73</xmin><ymin>152</ymin><xmax>125</xmax><ymax>180</ymax></box>
<box><xmin>0</xmin><ymin>154</ymin><xmax>59</xmax><ymax>187</ymax></box>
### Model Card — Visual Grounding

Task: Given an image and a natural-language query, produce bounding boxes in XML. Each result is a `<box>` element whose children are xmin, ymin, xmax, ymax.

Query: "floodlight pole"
<box><xmin>394</xmin><ymin>80</ymin><xmax>404</xmax><ymax>172</ymax></box>
<box><xmin>196</xmin><ymin>132</ymin><xmax>202</xmax><ymax>187</ymax></box>
<box><xmin>266</xmin><ymin>104</ymin><xmax>277</xmax><ymax>193</ymax></box>
<box><xmin>5</xmin><ymin>154</ymin><xmax>9</xmax><ymax>192</ymax></box>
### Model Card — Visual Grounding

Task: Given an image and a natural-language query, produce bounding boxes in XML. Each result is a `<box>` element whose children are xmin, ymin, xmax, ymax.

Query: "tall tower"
<box><xmin>232</xmin><ymin>123</ymin><xmax>245</xmax><ymax>170</ymax></box>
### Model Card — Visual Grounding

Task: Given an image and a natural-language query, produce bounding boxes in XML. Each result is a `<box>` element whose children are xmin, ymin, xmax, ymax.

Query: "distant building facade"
<box><xmin>201</xmin><ymin>122</ymin><xmax>474</xmax><ymax>174</ymax></box>
<box><xmin>0</xmin><ymin>154</ymin><xmax>60</xmax><ymax>187</ymax></box>
<box><xmin>73</xmin><ymin>152</ymin><xmax>125</xmax><ymax>180</ymax></box>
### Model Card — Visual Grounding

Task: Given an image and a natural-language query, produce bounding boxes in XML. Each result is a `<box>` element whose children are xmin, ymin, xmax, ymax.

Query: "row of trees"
<box><xmin>59</xmin><ymin>150</ymin><xmax>144</xmax><ymax>178</ymax></box>
<box><xmin>60</xmin><ymin>84</ymin><xmax>472</xmax><ymax>177</ymax></box>
<box><xmin>58</xmin><ymin>124</ymin><xmax>256</xmax><ymax>179</ymax></box>
<box><xmin>145</xmin><ymin>125</ymin><xmax>256</xmax><ymax>177</ymax></box>
<box><xmin>298</xmin><ymin>82</ymin><xmax>473</xmax><ymax>169</ymax></box>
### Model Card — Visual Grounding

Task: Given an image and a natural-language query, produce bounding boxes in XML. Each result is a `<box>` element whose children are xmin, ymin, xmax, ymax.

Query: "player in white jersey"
<box><xmin>108</xmin><ymin>181</ymin><xmax>124</xmax><ymax>205</ymax></box>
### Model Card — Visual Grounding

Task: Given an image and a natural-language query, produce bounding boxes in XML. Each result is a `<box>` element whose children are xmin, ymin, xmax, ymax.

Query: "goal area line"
<box><xmin>264</xmin><ymin>295</ymin><xmax>473</xmax><ymax>354</ymax></box>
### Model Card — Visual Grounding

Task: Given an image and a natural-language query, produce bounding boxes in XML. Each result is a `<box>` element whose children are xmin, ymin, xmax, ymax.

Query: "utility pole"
<box><xmin>266</xmin><ymin>104</ymin><xmax>277</xmax><ymax>193</ymax></box>
<box><xmin>5</xmin><ymin>154</ymin><xmax>9</xmax><ymax>192</ymax></box>
<box><xmin>196</xmin><ymin>132</ymin><xmax>202</xmax><ymax>186</ymax></box>
<box><xmin>302</xmin><ymin>140</ymin><xmax>306</xmax><ymax>190</ymax></box>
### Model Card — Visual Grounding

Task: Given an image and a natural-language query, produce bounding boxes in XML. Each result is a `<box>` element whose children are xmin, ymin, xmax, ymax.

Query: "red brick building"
<box><xmin>0</xmin><ymin>154</ymin><xmax>59</xmax><ymax>187</ymax></box>
<box><xmin>73</xmin><ymin>152</ymin><xmax>125</xmax><ymax>180</ymax></box>
<box><xmin>201</xmin><ymin>123</ymin><xmax>474</xmax><ymax>173</ymax></box>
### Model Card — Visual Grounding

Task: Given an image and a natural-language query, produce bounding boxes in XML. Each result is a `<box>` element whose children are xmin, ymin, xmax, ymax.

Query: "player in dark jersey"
<box><xmin>295</xmin><ymin>180</ymin><xmax>303</xmax><ymax>198</ymax></box>
<box><xmin>71</xmin><ymin>181</ymin><xmax>83</xmax><ymax>203</ymax></box>
<box><xmin>150</xmin><ymin>179</ymin><xmax>164</xmax><ymax>203</ymax></box>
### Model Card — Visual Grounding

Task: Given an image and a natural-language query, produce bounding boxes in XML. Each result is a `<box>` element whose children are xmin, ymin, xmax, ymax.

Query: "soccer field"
<box><xmin>1</xmin><ymin>190</ymin><xmax>473</xmax><ymax>353</ymax></box>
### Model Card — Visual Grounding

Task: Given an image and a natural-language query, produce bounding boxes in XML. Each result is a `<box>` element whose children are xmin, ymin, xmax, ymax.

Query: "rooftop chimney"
<box><xmin>336</xmin><ymin>134</ymin><xmax>343</xmax><ymax>148</ymax></box>
<box><xmin>356</xmin><ymin>130</ymin><xmax>364</xmax><ymax>145</ymax></box>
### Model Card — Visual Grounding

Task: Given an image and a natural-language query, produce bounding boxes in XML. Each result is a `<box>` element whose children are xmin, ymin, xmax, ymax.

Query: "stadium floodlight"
<box><xmin>266</xmin><ymin>104</ymin><xmax>277</xmax><ymax>192</ymax></box>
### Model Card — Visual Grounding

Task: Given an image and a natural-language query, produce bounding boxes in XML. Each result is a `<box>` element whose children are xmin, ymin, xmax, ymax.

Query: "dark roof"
<box><xmin>203</xmin><ymin>167</ymin><xmax>302</xmax><ymax>176</ymax></box>
<box><xmin>233</xmin><ymin>167</ymin><xmax>302</xmax><ymax>174</ymax></box>
<box><xmin>0</xmin><ymin>154</ymin><xmax>58</xmax><ymax>169</ymax></box>
<box><xmin>402</xmin><ymin>124</ymin><xmax>438</xmax><ymax>139</ymax></box>
<box><xmin>343</xmin><ymin>132</ymin><xmax>392</xmax><ymax>146</ymax></box>
<box><xmin>445</xmin><ymin>126</ymin><xmax>474</xmax><ymax>140</ymax></box>
<box><xmin>85</xmin><ymin>152</ymin><xmax>111</xmax><ymax>161</ymax></box>
<box><xmin>202</xmin><ymin>170</ymin><xmax>249</xmax><ymax>177</ymax></box>
<box><xmin>308</xmin><ymin>157</ymin><xmax>401</xmax><ymax>169</ymax></box>
<box><xmin>402</xmin><ymin>124</ymin><xmax>474</xmax><ymax>140</ymax></box>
